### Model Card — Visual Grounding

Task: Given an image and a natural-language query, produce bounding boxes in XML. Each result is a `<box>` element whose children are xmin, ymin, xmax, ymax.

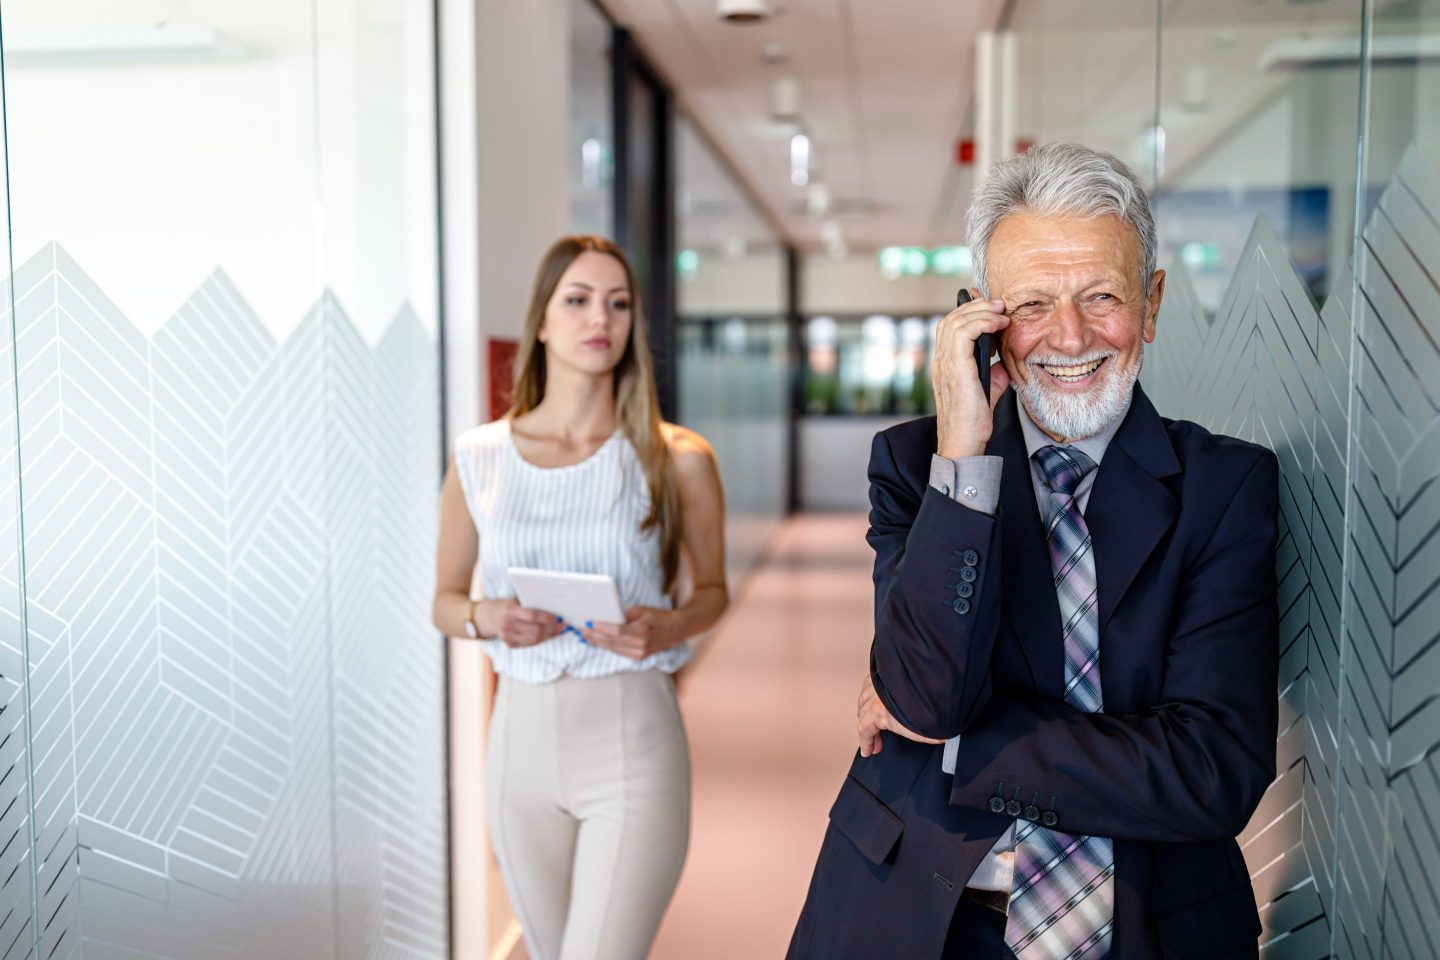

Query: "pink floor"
<box><xmin>651</xmin><ymin>513</ymin><xmax>874</xmax><ymax>959</ymax></box>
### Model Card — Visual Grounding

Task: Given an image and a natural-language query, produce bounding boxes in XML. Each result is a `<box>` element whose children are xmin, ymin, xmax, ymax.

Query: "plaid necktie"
<box><xmin>1004</xmin><ymin>445</ymin><xmax>1114</xmax><ymax>960</ymax></box>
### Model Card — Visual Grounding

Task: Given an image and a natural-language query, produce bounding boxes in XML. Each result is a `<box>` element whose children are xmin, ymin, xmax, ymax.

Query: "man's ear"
<box><xmin>1144</xmin><ymin>269</ymin><xmax>1165</xmax><ymax>343</ymax></box>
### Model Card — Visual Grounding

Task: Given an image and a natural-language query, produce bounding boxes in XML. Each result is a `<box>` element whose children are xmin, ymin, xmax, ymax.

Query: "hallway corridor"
<box><xmin>652</xmin><ymin>513</ymin><xmax>875</xmax><ymax>959</ymax></box>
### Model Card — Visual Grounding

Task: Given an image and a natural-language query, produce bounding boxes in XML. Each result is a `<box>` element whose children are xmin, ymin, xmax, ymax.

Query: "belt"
<box><xmin>961</xmin><ymin>886</ymin><xmax>1011</xmax><ymax>915</ymax></box>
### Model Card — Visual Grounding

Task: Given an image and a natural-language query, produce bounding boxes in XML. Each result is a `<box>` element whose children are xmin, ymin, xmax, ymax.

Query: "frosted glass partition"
<box><xmin>0</xmin><ymin>67</ymin><xmax>36</xmax><ymax>960</ymax></box>
<box><xmin>0</xmin><ymin>2</ymin><xmax>447</xmax><ymax>958</ymax></box>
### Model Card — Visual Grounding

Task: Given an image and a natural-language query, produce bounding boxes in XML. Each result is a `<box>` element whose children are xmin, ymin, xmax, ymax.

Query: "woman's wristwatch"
<box><xmin>463</xmin><ymin>599</ymin><xmax>481</xmax><ymax>639</ymax></box>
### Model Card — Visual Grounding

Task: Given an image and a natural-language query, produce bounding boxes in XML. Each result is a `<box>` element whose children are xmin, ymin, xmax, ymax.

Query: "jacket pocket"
<box><xmin>829</xmin><ymin>775</ymin><xmax>905</xmax><ymax>865</ymax></box>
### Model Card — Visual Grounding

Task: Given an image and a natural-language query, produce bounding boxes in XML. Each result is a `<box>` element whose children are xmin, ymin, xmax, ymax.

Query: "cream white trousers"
<box><xmin>487</xmin><ymin>670</ymin><xmax>691</xmax><ymax>960</ymax></box>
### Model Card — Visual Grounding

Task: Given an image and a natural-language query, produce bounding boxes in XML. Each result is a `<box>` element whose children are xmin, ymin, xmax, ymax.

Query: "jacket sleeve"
<box><xmin>867</xmin><ymin>428</ymin><xmax>1005</xmax><ymax>741</ymax></box>
<box><xmin>947</xmin><ymin>450</ymin><xmax>1280</xmax><ymax>842</ymax></box>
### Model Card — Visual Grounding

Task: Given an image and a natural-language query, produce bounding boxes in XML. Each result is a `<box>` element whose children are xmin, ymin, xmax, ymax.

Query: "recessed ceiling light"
<box><xmin>770</xmin><ymin>76</ymin><xmax>801</xmax><ymax>123</ymax></box>
<box><xmin>791</xmin><ymin>133</ymin><xmax>811</xmax><ymax>186</ymax></box>
<box><xmin>717</xmin><ymin>0</ymin><xmax>770</xmax><ymax>24</ymax></box>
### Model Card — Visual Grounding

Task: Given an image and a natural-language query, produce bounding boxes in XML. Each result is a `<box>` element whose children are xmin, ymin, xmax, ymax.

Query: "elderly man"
<box><xmin>788</xmin><ymin>142</ymin><xmax>1278</xmax><ymax>960</ymax></box>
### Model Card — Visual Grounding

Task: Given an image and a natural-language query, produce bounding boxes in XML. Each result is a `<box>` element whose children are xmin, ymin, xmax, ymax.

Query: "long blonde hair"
<box><xmin>508</xmin><ymin>236</ymin><xmax>681</xmax><ymax>592</ymax></box>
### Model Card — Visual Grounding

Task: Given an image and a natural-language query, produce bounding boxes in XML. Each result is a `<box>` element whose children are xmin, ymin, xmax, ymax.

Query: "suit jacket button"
<box><xmin>989</xmin><ymin>797</ymin><xmax>1006</xmax><ymax>814</ymax></box>
<box><xmin>959</xmin><ymin>566</ymin><xmax>977</xmax><ymax>583</ymax></box>
<box><xmin>962</xmin><ymin>549</ymin><xmax>979</xmax><ymax>566</ymax></box>
<box><xmin>1005</xmin><ymin>800</ymin><xmax>1022</xmax><ymax>818</ymax></box>
<box><xmin>955</xmin><ymin>581</ymin><xmax>974</xmax><ymax>598</ymax></box>
<box><xmin>1041</xmin><ymin>811</ymin><xmax>1059</xmax><ymax>827</ymax></box>
<box><xmin>952</xmin><ymin>598</ymin><xmax>971</xmax><ymax>615</ymax></box>
<box><xmin>1024</xmin><ymin>805</ymin><xmax>1040</xmax><ymax>822</ymax></box>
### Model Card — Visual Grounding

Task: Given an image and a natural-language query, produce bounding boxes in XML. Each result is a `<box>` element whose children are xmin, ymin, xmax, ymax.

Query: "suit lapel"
<box><xmin>1084</xmin><ymin>385</ymin><xmax>1180</xmax><ymax>639</ymax></box>
<box><xmin>989</xmin><ymin>386</ymin><xmax>1180</xmax><ymax>700</ymax></box>
<box><xmin>988</xmin><ymin>392</ymin><xmax>1065</xmax><ymax>694</ymax></box>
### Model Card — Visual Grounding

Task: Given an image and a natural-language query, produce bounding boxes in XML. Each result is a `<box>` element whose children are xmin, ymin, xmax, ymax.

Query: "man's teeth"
<box><xmin>1042</xmin><ymin>359</ymin><xmax>1104</xmax><ymax>380</ymax></box>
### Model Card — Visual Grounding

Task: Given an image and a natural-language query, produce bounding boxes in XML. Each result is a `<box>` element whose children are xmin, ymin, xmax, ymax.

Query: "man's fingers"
<box><xmin>939</xmin><ymin>299</ymin><xmax>1007</xmax><ymax>336</ymax></box>
<box><xmin>858</xmin><ymin>714</ymin><xmax>878</xmax><ymax>756</ymax></box>
<box><xmin>857</xmin><ymin>674</ymin><xmax>875</xmax><ymax>716</ymax></box>
<box><xmin>858</xmin><ymin>695</ymin><xmax>947</xmax><ymax>750</ymax></box>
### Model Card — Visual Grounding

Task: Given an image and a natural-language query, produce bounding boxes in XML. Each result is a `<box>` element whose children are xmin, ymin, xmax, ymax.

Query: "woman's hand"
<box><xmin>582</xmin><ymin>606</ymin><xmax>684</xmax><ymax>660</ymax></box>
<box><xmin>857</xmin><ymin>673</ymin><xmax>946</xmax><ymax>757</ymax></box>
<box><xmin>480</xmin><ymin>598</ymin><xmax>567</xmax><ymax>648</ymax></box>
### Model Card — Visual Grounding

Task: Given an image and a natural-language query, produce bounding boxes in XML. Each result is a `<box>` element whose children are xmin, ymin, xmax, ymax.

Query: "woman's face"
<box><xmin>539</xmin><ymin>251</ymin><xmax>633</xmax><ymax>377</ymax></box>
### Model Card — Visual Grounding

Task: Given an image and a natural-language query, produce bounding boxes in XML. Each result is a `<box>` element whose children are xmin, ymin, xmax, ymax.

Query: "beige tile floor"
<box><xmin>651</xmin><ymin>513</ymin><xmax>874</xmax><ymax>959</ymax></box>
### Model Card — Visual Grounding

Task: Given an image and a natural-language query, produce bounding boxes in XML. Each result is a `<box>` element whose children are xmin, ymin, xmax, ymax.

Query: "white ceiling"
<box><xmin>600</xmin><ymin>0</ymin><xmax>1387</xmax><ymax>255</ymax></box>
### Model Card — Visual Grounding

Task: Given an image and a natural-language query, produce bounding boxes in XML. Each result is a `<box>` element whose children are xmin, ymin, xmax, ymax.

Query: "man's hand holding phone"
<box><xmin>933</xmin><ymin>287</ymin><xmax>1009</xmax><ymax>459</ymax></box>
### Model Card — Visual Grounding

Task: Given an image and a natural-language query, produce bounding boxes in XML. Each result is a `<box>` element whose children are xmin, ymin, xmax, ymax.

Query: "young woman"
<box><xmin>432</xmin><ymin>236</ymin><xmax>728</xmax><ymax>960</ymax></box>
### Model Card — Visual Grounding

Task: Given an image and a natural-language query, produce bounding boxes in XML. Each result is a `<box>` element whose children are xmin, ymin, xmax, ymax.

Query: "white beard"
<box><xmin>1018</xmin><ymin>347</ymin><xmax>1141</xmax><ymax>441</ymax></box>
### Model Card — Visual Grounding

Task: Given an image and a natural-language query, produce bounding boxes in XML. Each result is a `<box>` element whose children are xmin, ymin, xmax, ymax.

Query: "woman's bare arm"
<box><xmin>432</xmin><ymin>458</ymin><xmax>563</xmax><ymax>646</ymax></box>
<box><xmin>582</xmin><ymin>425</ymin><xmax>729</xmax><ymax>659</ymax></box>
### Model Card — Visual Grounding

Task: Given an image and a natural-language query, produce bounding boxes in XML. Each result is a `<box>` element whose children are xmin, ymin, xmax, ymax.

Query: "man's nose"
<box><xmin>1049</xmin><ymin>299</ymin><xmax>1088</xmax><ymax>353</ymax></box>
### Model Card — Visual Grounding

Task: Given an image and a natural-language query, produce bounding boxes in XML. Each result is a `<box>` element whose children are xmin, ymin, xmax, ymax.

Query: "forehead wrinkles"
<box><xmin>989</xmin><ymin>213</ymin><xmax>1142</xmax><ymax>293</ymax></box>
<box><xmin>997</xmin><ymin>260</ymin><xmax>1132</xmax><ymax>298</ymax></box>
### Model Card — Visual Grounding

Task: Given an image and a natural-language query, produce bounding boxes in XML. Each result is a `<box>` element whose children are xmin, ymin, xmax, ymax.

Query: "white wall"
<box><xmin>799</xmin><ymin>416</ymin><xmax>909</xmax><ymax>512</ymax></box>
<box><xmin>439</xmin><ymin>1</ymin><xmax>573</xmax><ymax>956</ymax></box>
<box><xmin>678</xmin><ymin>254</ymin><xmax>787</xmax><ymax>315</ymax></box>
<box><xmin>474</xmin><ymin>0</ymin><xmax>571</xmax><ymax>352</ymax></box>
<box><xmin>441</xmin><ymin>0</ymin><xmax>572</xmax><ymax>443</ymax></box>
<box><xmin>801</xmin><ymin>255</ymin><xmax>974</xmax><ymax>315</ymax></box>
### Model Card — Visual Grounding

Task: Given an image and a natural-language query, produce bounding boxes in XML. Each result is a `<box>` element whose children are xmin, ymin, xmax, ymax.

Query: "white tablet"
<box><xmin>507</xmin><ymin>567</ymin><xmax>626</xmax><ymax>628</ymax></box>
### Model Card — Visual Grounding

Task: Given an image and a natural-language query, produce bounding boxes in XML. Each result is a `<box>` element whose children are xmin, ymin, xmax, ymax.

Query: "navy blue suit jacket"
<box><xmin>789</xmin><ymin>386</ymin><xmax>1279</xmax><ymax>960</ymax></box>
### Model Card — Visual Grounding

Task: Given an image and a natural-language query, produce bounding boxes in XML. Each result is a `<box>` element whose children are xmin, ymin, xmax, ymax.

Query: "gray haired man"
<box><xmin>787</xmin><ymin>142</ymin><xmax>1279</xmax><ymax>960</ymax></box>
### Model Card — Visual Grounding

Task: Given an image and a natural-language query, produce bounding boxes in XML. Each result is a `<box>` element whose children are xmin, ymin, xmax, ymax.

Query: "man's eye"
<box><xmin>1093</xmin><ymin>293</ymin><xmax>1113</xmax><ymax>301</ymax></box>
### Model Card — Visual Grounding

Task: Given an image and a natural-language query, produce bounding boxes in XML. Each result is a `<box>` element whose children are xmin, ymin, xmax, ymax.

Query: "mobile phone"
<box><xmin>957</xmin><ymin>288</ymin><xmax>992</xmax><ymax>398</ymax></box>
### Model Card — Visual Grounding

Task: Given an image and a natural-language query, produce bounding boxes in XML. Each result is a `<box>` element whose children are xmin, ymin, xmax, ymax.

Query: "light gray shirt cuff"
<box><xmin>928</xmin><ymin>454</ymin><xmax>1003</xmax><ymax>515</ymax></box>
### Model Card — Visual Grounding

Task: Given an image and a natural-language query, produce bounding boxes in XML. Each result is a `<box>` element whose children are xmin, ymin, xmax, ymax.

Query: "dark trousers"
<box><xmin>941</xmin><ymin>894</ymin><xmax>1018</xmax><ymax>960</ymax></box>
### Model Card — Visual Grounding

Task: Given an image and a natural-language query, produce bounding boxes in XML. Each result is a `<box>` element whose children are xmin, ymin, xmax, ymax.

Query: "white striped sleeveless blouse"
<box><xmin>453</xmin><ymin>418</ymin><xmax>688</xmax><ymax>682</ymax></box>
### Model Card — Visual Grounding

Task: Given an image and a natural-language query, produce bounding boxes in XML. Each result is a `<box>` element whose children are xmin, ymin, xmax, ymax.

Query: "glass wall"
<box><xmin>1009</xmin><ymin>0</ymin><xmax>1440</xmax><ymax>954</ymax></box>
<box><xmin>0</xmin><ymin>2</ymin><xmax>447</xmax><ymax>957</ymax></box>
<box><xmin>1008</xmin><ymin>1</ymin><xmax>1159</xmax><ymax>186</ymax></box>
<box><xmin>675</xmin><ymin>116</ymin><xmax>790</xmax><ymax>579</ymax></box>
<box><xmin>802</xmin><ymin>313</ymin><xmax>942</xmax><ymax>417</ymax></box>
<box><xmin>1331</xmin><ymin>2</ymin><xmax>1439</xmax><ymax>955</ymax></box>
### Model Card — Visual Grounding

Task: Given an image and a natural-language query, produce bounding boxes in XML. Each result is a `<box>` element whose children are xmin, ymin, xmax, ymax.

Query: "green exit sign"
<box><xmin>930</xmin><ymin>247</ymin><xmax>972</xmax><ymax>275</ymax></box>
<box><xmin>879</xmin><ymin>246</ymin><xmax>972</xmax><ymax>279</ymax></box>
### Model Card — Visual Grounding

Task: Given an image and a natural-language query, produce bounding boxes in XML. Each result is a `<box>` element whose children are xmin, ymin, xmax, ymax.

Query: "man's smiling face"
<box><xmin>989</xmin><ymin>210</ymin><xmax>1163</xmax><ymax>441</ymax></box>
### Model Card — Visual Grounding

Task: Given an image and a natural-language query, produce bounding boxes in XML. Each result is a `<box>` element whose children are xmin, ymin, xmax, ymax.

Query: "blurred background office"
<box><xmin>0</xmin><ymin>0</ymin><xmax>1435</xmax><ymax>958</ymax></box>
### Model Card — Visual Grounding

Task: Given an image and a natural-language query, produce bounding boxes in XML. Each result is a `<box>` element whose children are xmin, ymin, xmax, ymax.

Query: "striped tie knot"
<box><xmin>1033</xmin><ymin>445</ymin><xmax>1096</xmax><ymax>499</ymax></box>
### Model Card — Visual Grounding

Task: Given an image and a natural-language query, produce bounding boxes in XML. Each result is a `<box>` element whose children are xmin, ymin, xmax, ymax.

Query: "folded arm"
<box><xmin>866</xmin><ymin>429</ymin><xmax>1005</xmax><ymax>741</ymax></box>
